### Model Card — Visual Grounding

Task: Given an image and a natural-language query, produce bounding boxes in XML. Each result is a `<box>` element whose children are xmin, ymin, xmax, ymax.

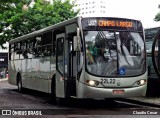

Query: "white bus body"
<box><xmin>8</xmin><ymin>17</ymin><xmax>147</xmax><ymax>99</ymax></box>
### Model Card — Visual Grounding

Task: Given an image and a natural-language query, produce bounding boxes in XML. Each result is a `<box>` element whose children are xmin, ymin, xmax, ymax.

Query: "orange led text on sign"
<box><xmin>98</xmin><ymin>20</ymin><xmax>133</xmax><ymax>28</ymax></box>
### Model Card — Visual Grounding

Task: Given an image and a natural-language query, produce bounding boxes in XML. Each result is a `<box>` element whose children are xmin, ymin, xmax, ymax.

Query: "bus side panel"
<box><xmin>8</xmin><ymin>60</ymin><xmax>17</xmax><ymax>85</ymax></box>
<box><xmin>36</xmin><ymin>58</ymin><xmax>42</xmax><ymax>91</ymax></box>
<box><xmin>8</xmin><ymin>51</ymin><xmax>22</xmax><ymax>86</ymax></box>
<box><xmin>39</xmin><ymin>56</ymin><xmax>51</xmax><ymax>93</ymax></box>
<box><xmin>21</xmin><ymin>59</ymin><xmax>27</xmax><ymax>88</ymax></box>
<box><xmin>29</xmin><ymin>58</ymin><xmax>40</xmax><ymax>90</ymax></box>
<box><xmin>25</xmin><ymin>58</ymin><xmax>33</xmax><ymax>88</ymax></box>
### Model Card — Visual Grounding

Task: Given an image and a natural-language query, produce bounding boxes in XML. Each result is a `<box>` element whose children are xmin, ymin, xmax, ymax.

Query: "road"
<box><xmin>0</xmin><ymin>80</ymin><xmax>160</xmax><ymax>118</ymax></box>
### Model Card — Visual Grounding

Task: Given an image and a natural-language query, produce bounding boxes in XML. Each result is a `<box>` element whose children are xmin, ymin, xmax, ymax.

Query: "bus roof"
<box><xmin>9</xmin><ymin>16</ymin><xmax>80</xmax><ymax>44</ymax></box>
<box><xmin>9</xmin><ymin>16</ymin><xmax>142</xmax><ymax>44</ymax></box>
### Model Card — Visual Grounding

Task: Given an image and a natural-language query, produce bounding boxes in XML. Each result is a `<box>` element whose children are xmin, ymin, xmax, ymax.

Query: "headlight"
<box><xmin>137</xmin><ymin>79</ymin><xmax>147</xmax><ymax>86</ymax></box>
<box><xmin>86</xmin><ymin>80</ymin><xmax>99</xmax><ymax>86</ymax></box>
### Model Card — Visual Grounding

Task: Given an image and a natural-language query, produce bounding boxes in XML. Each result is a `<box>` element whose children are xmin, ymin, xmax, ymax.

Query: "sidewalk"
<box><xmin>0</xmin><ymin>78</ymin><xmax>8</xmax><ymax>82</ymax></box>
<box><xmin>128</xmin><ymin>78</ymin><xmax>160</xmax><ymax>106</ymax></box>
<box><xmin>130</xmin><ymin>96</ymin><xmax>160</xmax><ymax>105</ymax></box>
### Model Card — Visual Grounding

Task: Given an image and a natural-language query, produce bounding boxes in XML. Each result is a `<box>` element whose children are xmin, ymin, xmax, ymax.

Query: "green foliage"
<box><xmin>0</xmin><ymin>0</ymin><xmax>78</xmax><ymax>47</ymax></box>
<box><xmin>0</xmin><ymin>0</ymin><xmax>23</xmax><ymax>13</ymax></box>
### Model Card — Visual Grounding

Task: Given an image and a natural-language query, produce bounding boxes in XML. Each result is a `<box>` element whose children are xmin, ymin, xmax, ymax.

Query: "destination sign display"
<box><xmin>98</xmin><ymin>20</ymin><xmax>133</xmax><ymax>28</ymax></box>
<box><xmin>82</xmin><ymin>17</ymin><xmax>143</xmax><ymax>31</ymax></box>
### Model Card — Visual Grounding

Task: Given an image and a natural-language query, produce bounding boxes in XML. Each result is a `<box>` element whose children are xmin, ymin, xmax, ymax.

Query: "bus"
<box><xmin>145</xmin><ymin>27</ymin><xmax>160</xmax><ymax>79</ymax></box>
<box><xmin>152</xmin><ymin>29</ymin><xmax>160</xmax><ymax>77</ymax></box>
<box><xmin>8</xmin><ymin>17</ymin><xmax>147</xmax><ymax>101</ymax></box>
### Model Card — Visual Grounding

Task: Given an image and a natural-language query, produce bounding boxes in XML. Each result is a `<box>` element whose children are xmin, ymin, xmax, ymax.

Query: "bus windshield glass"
<box><xmin>84</xmin><ymin>31</ymin><xmax>146</xmax><ymax>77</ymax></box>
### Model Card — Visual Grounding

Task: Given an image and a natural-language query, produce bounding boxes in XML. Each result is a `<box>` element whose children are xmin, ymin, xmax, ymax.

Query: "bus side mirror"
<box><xmin>73</xmin><ymin>36</ymin><xmax>80</xmax><ymax>51</ymax></box>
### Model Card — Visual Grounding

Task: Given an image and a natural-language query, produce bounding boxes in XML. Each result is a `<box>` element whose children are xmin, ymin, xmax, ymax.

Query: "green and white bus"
<box><xmin>145</xmin><ymin>27</ymin><xmax>160</xmax><ymax>78</ymax></box>
<box><xmin>8</xmin><ymin>17</ymin><xmax>147</xmax><ymax>101</ymax></box>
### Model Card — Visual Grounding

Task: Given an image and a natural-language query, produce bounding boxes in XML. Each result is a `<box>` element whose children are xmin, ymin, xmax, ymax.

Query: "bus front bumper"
<box><xmin>77</xmin><ymin>82</ymin><xmax>147</xmax><ymax>98</ymax></box>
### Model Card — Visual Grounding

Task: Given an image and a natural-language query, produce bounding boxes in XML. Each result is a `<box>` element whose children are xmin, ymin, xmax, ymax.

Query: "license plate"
<box><xmin>100</xmin><ymin>78</ymin><xmax>116</xmax><ymax>85</ymax></box>
<box><xmin>113</xmin><ymin>90</ymin><xmax>125</xmax><ymax>95</ymax></box>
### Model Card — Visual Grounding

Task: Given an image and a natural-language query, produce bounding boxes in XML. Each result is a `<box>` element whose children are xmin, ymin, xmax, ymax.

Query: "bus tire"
<box><xmin>17</xmin><ymin>75</ymin><xmax>23</xmax><ymax>93</ymax></box>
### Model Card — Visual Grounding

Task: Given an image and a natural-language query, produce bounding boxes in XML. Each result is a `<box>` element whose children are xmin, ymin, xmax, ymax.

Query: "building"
<box><xmin>73</xmin><ymin>0</ymin><xmax>107</xmax><ymax>17</ymax></box>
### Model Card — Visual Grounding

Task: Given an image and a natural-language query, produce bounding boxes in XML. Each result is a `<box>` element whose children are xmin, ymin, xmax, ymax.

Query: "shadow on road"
<box><xmin>8</xmin><ymin>88</ymin><xmax>141</xmax><ymax>109</ymax></box>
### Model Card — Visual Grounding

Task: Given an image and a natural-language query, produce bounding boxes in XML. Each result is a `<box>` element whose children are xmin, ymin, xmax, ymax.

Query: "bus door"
<box><xmin>67</xmin><ymin>33</ymin><xmax>77</xmax><ymax>97</ymax></box>
<box><xmin>56</xmin><ymin>33</ymin><xmax>67</xmax><ymax>98</ymax></box>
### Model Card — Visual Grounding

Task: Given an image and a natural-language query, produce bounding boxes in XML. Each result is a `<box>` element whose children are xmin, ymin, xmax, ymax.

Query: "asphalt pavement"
<box><xmin>1</xmin><ymin>78</ymin><xmax>160</xmax><ymax>107</ymax></box>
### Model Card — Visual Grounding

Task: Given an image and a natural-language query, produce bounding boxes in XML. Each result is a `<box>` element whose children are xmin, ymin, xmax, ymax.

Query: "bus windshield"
<box><xmin>84</xmin><ymin>31</ymin><xmax>146</xmax><ymax>77</ymax></box>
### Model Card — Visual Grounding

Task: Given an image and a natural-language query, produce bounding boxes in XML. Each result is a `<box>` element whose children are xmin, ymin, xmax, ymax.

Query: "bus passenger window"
<box><xmin>15</xmin><ymin>42</ymin><xmax>21</xmax><ymax>54</ymax></box>
<box><xmin>52</xmin><ymin>40</ymin><xmax>56</xmax><ymax>56</ymax></box>
<box><xmin>28</xmin><ymin>39</ymin><xmax>34</xmax><ymax>54</ymax></box>
<box><xmin>34</xmin><ymin>36</ymin><xmax>42</xmax><ymax>57</ymax></box>
<box><xmin>42</xmin><ymin>46</ymin><xmax>51</xmax><ymax>56</ymax></box>
<box><xmin>10</xmin><ymin>44</ymin><xmax>14</xmax><ymax>52</ymax></box>
<box><xmin>9</xmin><ymin>44</ymin><xmax>14</xmax><ymax>60</ymax></box>
<box><xmin>42</xmin><ymin>31</ymin><xmax>52</xmax><ymax>57</ymax></box>
<box><xmin>57</xmin><ymin>39</ymin><xmax>63</xmax><ymax>56</ymax></box>
<box><xmin>21</xmin><ymin>42</ymin><xmax>28</xmax><ymax>58</ymax></box>
<box><xmin>14</xmin><ymin>43</ymin><xmax>20</xmax><ymax>51</ymax></box>
<box><xmin>43</xmin><ymin>31</ymin><xmax>52</xmax><ymax>45</ymax></box>
<box><xmin>57</xmin><ymin>38</ymin><xmax>64</xmax><ymax>74</ymax></box>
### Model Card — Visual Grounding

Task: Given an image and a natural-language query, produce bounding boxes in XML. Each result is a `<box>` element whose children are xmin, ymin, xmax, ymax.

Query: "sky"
<box><xmin>106</xmin><ymin>0</ymin><xmax>160</xmax><ymax>28</ymax></box>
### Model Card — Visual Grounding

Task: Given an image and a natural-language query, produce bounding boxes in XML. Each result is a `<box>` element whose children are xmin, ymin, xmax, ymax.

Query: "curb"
<box><xmin>117</xmin><ymin>98</ymin><xmax>160</xmax><ymax>108</ymax></box>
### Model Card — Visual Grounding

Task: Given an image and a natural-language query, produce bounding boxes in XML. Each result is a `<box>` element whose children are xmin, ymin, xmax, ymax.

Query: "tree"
<box><xmin>0</xmin><ymin>0</ymin><xmax>78</xmax><ymax>47</ymax></box>
<box><xmin>0</xmin><ymin>0</ymin><xmax>30</xmax><ymax>47</ymax></box>
<box><xmin>0</xmin><ymin>0</ymin><xmax>23</xmax><ymax>14</ymax></box>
